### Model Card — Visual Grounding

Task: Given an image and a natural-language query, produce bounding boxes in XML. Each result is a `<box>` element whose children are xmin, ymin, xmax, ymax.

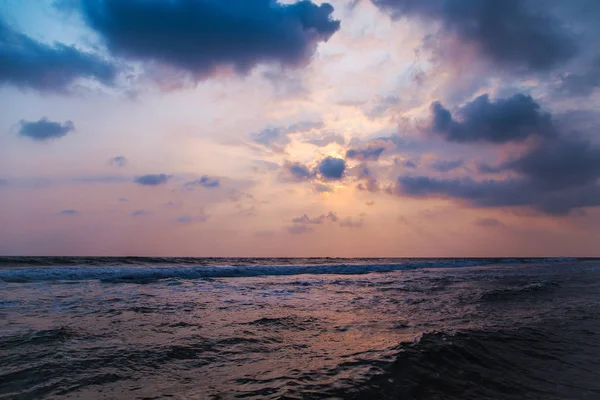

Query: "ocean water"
<box><xmin>1</xmin><ymin>257</ymin><xmax>600</xmax><ymax>399</ymax></box>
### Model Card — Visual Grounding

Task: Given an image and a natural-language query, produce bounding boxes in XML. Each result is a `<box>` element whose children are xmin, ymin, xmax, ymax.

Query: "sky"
<box><xmin>1</xmin><ymin>0</ymin><xmax>600</xmax><ymax>257</ymax></box>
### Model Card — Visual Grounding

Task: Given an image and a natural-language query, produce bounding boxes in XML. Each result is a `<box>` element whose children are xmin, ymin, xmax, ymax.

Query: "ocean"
<box><xmin>1</xmin><ymin>257</ymin><xmax>600</xmax><ymax>399</ymax></box>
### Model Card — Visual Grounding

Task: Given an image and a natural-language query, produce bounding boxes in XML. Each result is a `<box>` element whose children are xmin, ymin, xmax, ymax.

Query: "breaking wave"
<box><xmin>0</xmin><ymin>257</ymin><xmax>580</xmax><ymax>283</ymax></box>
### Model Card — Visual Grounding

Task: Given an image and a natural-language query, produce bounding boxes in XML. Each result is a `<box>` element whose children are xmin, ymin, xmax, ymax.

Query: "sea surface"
<box><xmin>2</xmin><ymin>257</ymin><xmax>600</xmax><ymax>399</ymax></box>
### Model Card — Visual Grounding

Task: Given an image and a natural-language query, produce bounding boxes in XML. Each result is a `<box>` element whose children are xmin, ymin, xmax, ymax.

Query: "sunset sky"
<box><xmin>1</xmin><ymin>0</ymin><xmax>600</xmax><ymax>256</ymax></box>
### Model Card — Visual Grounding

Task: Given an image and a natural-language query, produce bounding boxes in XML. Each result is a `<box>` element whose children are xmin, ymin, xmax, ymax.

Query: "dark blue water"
<box><xmin>1</xmin><ymin>257</ymin><xmax>599</xmax><ymax>399</ymax></box>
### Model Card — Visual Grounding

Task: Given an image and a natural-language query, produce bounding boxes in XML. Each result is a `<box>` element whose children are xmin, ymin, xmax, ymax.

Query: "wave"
<box><xmin>0</xmin><ymin>258</ymin><xmax>581</xmax><ymax>283</ymax></box>
<box><xmin>0</xmin><ymin>327</ymin><xmax>81</xmax><ymax>351</ymax></box>
<box><xmin>320</xmin><ymin>323</ymin><xmax>600</xmax><ymax>400</ymax></box>
<box><xmin>478</xmin><ymin>281</ymin><xmax>558</xmax><ymax>303</ymax></box>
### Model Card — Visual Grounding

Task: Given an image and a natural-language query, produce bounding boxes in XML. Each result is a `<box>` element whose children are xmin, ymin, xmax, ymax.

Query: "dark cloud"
<box><xmin>430</xmin><ymin>94</ymin><xmax>554</xmax><ymax>143</ymax></box>
<box><xmin>346</xmin><ymin>146</ymin><xmax>385</xmax><ymax>161</ymax></box>
<box><xmin>431</xmin><ymin>93</ymin><xmax>554</xmax><ymax>143</ymax></box>
<box><xmin>251</xmin><ymin>121</ymin><xmax>323</xmax><ymax>152</ymax></box>
<box><xmin>78</xmin><ymin>0</ymin><xmax>340</xmax><ymax>80</ymax></box>
<box><xmin>317</xmin><ymin>157</ymin><xmax>346</xmax><ymax>180</ymax></box>
<box><xmin>402</xmin><ymin>93</ymin><xmax>600</xmax><ymax>216</ymax></box>
<box><xmin>556</xmin><ymin>56</ymin><xmax>600</xmax><ymax>97</ymax></box>
<box><xmin>17</xmin><ymin>118</ymin><xmax>75</xmax><ymax>141</ymax></box>
<box><xmin>475</xmin><ymin>217</ymin><xmax>504</xmax><ymax>228</ymax></box>
<box><xmin>184</xmin><ymin>176</ymin><xmax>221</xmax><ymax>189</ymax></box>
<box><xmin>397</xmin><ymin>175</ymin><xmax>533</xmax><ymax>206</ymax></box>
<box><xmin>283</xmin><ymin>161</ymin><xmax>315</xmax><ymax>182</ymax></box>
<box><xmin>430</xmin><ymin>159</ymin><xmax>463</xmax><ymax>172</ymax></box>
<box><xmin>372</xmin><ymin>0</ymin><xmax>577</xmax><ymax>71</ymax></box>
<box><xmin>346</xmin><ymin>138</ymin><xmax>393</xmax><ymax>161</ymax></box>
<box><xmin>109</xmin><ymin>156</ymin><xmax>127</xmax><ymax>167</ymax></box>
<box><xmin>59</xmin><ymin>209</ymin><xmax>79</xmax><ymax>216</ymax></box>
<box><xmin>132</xmin><ymin>210</ymin><xmax>150</xmax><ymax>217</ymax></box>
<box><xmin>306</xmin><ymin>133</ymin><xmax>345</xmax><ymax>147</ymax></box>
<box><xmin>486</xmin><ymin>137</ymin><xmax>600</xmax><ymax>190</ymax></box>
<box><xmin>396</xmin><ymin>135</ymin><xmax>600</xmax><ymax>215</ymax></box>
<box><xmin>134</xmin><ymin>174</ymin><xmax>170</xmax><ymax>186</ymax></box>
<box><xmin>0</xmin><ymin>17</ymin><xmax>116</xmax><ymax>92</ymax></box>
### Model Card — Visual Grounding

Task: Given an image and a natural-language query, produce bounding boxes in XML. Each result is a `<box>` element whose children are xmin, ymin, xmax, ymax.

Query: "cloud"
<box><xmin>398</xmin><ymin>158</ymin><xmax>419</xmax><ymax>169</ymax></box>
<box><xmin>345</xmin><ymin>138</ymin><xmax>394</xmax><ymax>161</ymax></box>
<box><xmin>397</xmin><ymin>175</ymin><xmax>527</xmax><ymax>204</ymax></box>
<box><xmin>430</xmin><ymin>159</ymin><xmax>463</xmax><ymax>172</ymax></box>
<box><xmin>17</xmin><ymin>118</ymin><xmax>75</xmax><ymax>141</ymax></box>
<box><xmin>355</xmin><ymin>164</ymin><xmax>379</xmax><ymax>192</ymax></box>
<box><xmin>317</xmin><ymin>157</ymin><xmax>346</xmax><ymax>180</ymax></box>
<box><xmin>250</xmin><ymin>127</ymin><xmax>291</xmax><ymax>153</ymax></box>
<box><xmin>262</xmin><ymin>69</ymin><xmax>307</xmax><ymax>98</ymax></box>
<box><xmin>131</xmin><ymin>209</ymin><xmax>150</xmax><ymax>217</ymax></box>
<box><xmin>372</xmin><ymin>0</ymin><xmax>577</xmax><ymax>71</ymax></box>
<box><xmin>109</xmin><ymin>156</ymin><xmax>127</xmax><ymax>167</ymax></box>
<box><xmin>286</xmin><ymin>121</ymin><xmax>324</xmax><ymax>134</ymax></box>
<box><xmin>59</xmin><ymin>209</ymin><xmax>79</xmax><ymax>216</ymax></box>
<box><xmin>252</xmin><ymin>160</ymin><xmax>281</xmax><ymax>172</ymax></box>
<box><xmin>475</xmin><ymin>218</ymin><xmax>504</xmax><ymax>228</ymax></box>
<box><xmin>134</xmin><ymin>174</ymin><xmax>170</xmax><ymax>186</ymax></box>
<box><xmin>282</xmin><ymin>161</ymin><xmax>315</xmax><ymax>182</ymax></box>
<box><xmin>346</xmin><ymin>146</ymin><xmax>386</xmax><ymax>161</ymax></box>
<box><xmin>406</xmin><ymin>94</ymin><xmax>600</xmax><ymax>215</ymax></box>
<box><xmin>288</xmin><ymin>225</ymin><xmax>314</xmax><ymax>235</ymax></box>
<box><xmin>339</xmin><ymin>217</ymin><xmax>364</xmax><ymax>228</ymax></box>
<box><xmin>306</xmin><ymin>133</ymin><xmax>345</xmax><ymax>147</ymax></box>
<box><xmin>78</xmin><ymin>0</ymin><xmax>340</xmax><ymax>80</ymax></box>
<box><xmin>365</xmin><ymin>95</ymin><xmax>401</xmax><ymax>119</ymax></box>
<box><xmin>314</xmin><ymin>183</ymin><xmax>333</xmax><ymax>193</ymax></box>
<box><xmin>184</xmin><ymin>176</ymin><xmax>221</xmax><ymax>189</ymax></box>
<box><xmin>292</xmin><ymin>211</ymin><xmax>338</xmax><ymax>224</ymax></box>
<box><xmin>175</xmin><ymin>214</ymin><xmax>209</xmax><ymax>223</ymax></box>
<box><xmin>0</xmin><ymin>17</ymin><xmax>116</xmax><ymax>92</ymax></box>
<box><xmin>251</xmin><ymin>121</ymin><xmax>323</xmax><ymax>152</ymax></box>
<box><xmin>396</xmin><ymin>157</ymin><xmax>600</xmax><ymax>216</ymax></box>
<box><xmin>429</xmin><ymin>94</ymin><xmax>554</xmax><ymax>143</ymax></box>
<box><xmin>289</xmin><ymin>211</ymin><xmax>363</xmax><ymax>230</ymax></box>
<box><xmin>71</xmin><ymin>175</ymin><xmax>130</xmax><ymax>184</ymax></box>
<box><xmin>356</xmin><ymin>180</ymin><xmax>379</xmax><ymax>193</ymax></box>
<box><xmin>556</xmin><ymin>56</ymin><xmax>600</xmax><ymax>97</ymax></box>
<box><xmin>485</xmin><ymin>137</ymin><xmax>600</xmax><ymax>190</ymax></box>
